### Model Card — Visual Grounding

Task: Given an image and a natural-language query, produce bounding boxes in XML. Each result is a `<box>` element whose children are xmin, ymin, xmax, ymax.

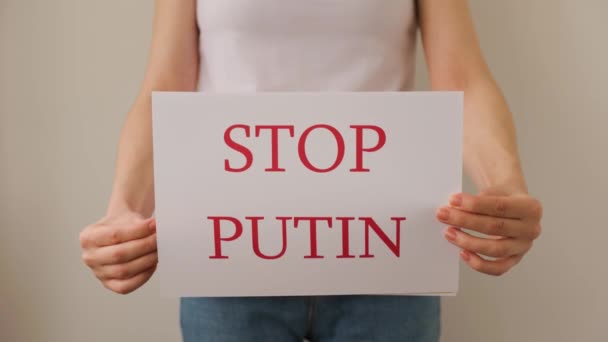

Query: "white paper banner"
<box><xmin>152</xmin><ymin>92</ymin><xmax>462</xmax><ymax>297</ymax></box>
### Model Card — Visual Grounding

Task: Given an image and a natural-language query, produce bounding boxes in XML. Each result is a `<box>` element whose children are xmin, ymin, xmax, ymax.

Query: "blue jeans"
<box><xmin>181</xmin><ymin>295</ymin><xmax>440</xmax><ymax>341</ymax></box>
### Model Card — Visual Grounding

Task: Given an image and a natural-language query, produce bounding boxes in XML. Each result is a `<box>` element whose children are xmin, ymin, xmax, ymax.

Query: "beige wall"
<box><xmin>1</xmin><ymin>1</ymin><xmax>606</xmax><ymax>341</ymax></box>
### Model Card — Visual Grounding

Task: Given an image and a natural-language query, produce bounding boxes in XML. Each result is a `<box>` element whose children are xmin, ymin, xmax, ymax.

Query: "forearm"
<box><xmin>106</xmin><ymin>94</ymin><xmax>156</xmax><ymax>217</ymax></box>
<box><xmin>461</xmin><ymin>77</ymin><xmax>527</xmax><ymax>193</ymax></box>
<box><xmin>105</xmin><ymin>0</ymin><xmax>199</xmax><ymax>217</ymax></box>
<box><xmin>107</xmin><ymin>82</ymin><xmax>198</xmax><ymax>217</ymax></box>
<box><xmin>418</xmin><ymin>0</ymin><xmax>527</xmax><ymax>194</ymax></box>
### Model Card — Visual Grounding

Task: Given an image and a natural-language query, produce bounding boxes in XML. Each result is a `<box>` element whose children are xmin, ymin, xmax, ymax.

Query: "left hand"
<box><xmin>436</xmin><ymin>190</ymin><xmax>543</xmax><ymax>276</ymax></box>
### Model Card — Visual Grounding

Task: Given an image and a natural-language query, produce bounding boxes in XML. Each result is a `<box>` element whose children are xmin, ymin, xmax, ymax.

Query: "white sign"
<box><xmin>152</xmin><ymin>92</ymin><xmax>462</xmax><ymax>297</ymax></box>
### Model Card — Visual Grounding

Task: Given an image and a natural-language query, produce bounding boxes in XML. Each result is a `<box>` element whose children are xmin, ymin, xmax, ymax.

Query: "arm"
<box><xmin>109</xmin><ymin>0</ymin><xmax>199</xmax><ymax>216</ymax></box>
<box><xmin>418</xmin><ymin>0</ymin><xmax>543</xmax><ymax>275</ymax></box>
<box><xmin>80</xmin><ymin>0</ymin><xmax>199</xmax><ymax>294</ymax></box>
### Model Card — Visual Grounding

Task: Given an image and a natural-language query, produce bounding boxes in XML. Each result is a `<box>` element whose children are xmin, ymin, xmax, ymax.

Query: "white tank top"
<box><xmin>196</xmin><ymin>0</ymin><xmax>417</xmax><ymax>92</ymax></box>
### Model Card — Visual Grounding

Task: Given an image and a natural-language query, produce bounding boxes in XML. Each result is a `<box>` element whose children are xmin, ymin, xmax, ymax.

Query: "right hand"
<box><xmin>79</xmin><ymin>213</ymin><xmax>158</xmax><ymax>294</ymax></box>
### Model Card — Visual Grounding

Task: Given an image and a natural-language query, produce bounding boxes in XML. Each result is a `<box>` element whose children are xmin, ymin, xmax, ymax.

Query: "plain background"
<box><xmin>1</xmin><ymin>1</ymin><xmax>606</xmax><ymax>341</ymax></box>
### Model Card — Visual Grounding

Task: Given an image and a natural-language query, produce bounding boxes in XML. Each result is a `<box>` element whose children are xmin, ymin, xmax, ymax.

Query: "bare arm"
<box><xmin>419</xmin><ymin>0</ymin><xmax>542</xmax><ymax>276</ymax></box>
<box><xmin>108</xmin><ymin>0</ymin><xmax>200</xmax><ymax>217</ymax></box>
<box><xmin>80</xmin><ymin>0</ymin><xmax>199</xmax><ymax>294</ymax></box>
<box><xmin>418</xmin><ymin>0</ymin><xmax>526</xmax><ymax>193</ymax></box>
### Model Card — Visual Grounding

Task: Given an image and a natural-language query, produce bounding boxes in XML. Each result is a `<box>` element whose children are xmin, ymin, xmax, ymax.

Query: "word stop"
<box><xmin>224</xmin><ymin>124</ymin><xmax>387</xmax><ymax>172</ymax></box>
<box><xmin>207</xmin><ymin>216</ymin><xmax>406</xmax><ymax>260</ymax></box>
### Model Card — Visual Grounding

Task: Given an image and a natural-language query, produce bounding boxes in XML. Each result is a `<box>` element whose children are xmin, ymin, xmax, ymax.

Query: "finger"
<box><xmin>437</xmin><ymin>207</ymin><xmax>534</xmax><ymax>239</ymax></box>
<box><xmin>444</xmin><ymin>227</ymin><xmax>532</xmax><ymax>258</ymax></box>
<box><xmin>87</xmin><ymin>218</ymin><xmax>156</xmax><ymax>247</ymax></box>
<box><xmin>449</xmin><ymin>193</ymin><xmax>542</xmax><ymax>220</ymax></box>
<box><xmin>460</xmin><ymin>250</ymin><xmax>522</xmax><ymax>276</ymax></box>
<box><xmin>93</xmin><ymin>233</ymin><xmax>157</xmax><ymax>266</ymax></box>
<box><xmin>95</xmin><ymin>252</ymin><xmax>158</xmax><ymax>280</ymax></box>
<box><xmin>104</xmin><ymin>266</ymin><xmax>156</xmax><ymax>295</ymax></box>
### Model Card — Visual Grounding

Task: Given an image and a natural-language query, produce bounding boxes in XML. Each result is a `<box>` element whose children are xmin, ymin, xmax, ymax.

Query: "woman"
<box><xmin>79</xmin><ymin>1</ymin><xmax>543</xmax><ymax>341</ymax></box>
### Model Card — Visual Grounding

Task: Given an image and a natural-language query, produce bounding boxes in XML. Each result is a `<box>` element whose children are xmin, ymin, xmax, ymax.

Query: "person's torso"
<box><xmin>197</xmin><ymin>0</ymin><xmax>418</xmax><ymax>92</ymax></box>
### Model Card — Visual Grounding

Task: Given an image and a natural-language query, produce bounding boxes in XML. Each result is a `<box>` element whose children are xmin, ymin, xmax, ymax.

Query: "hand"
<box><xmin>79</xmin><ymin>213</ymin><xmax>158</xmax><ymax>294</ymax></box>
<box><xmin>436</xmin><ymin>190</ymin><xmax>542</xmax><ymax>276</ymax></box>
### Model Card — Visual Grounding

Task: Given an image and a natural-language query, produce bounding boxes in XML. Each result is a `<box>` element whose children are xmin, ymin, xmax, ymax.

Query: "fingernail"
<box><xmin>460</xmin><ymin>250</ymin><xmax>470</xmax><ymax>262</ymax></box>
<box><xmin>445</xmin><ymin>228</ymin><xmax>457</xmax><ymax>241</ymax></box>
<box><xmin>450</xmin><ymin>193</ymin><xmax>463</xmax><ymax>207</ymax></box>
<box><xmin>437</xmin><ymin>208</ymin><xmax>450</xmax><ymax>221</ymax></box>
